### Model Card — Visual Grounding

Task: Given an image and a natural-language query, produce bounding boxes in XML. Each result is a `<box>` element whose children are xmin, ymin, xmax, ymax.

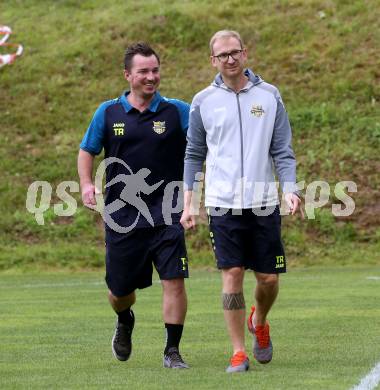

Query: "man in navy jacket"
<box><xmin>78</xmin><ymin>42</ymin><xmax>189</xmax><ymax>369</ymax></box>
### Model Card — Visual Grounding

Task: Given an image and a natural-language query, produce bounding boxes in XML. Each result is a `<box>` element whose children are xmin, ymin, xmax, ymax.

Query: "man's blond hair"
<box><xmin>209</xmin><ymin>30</ymin><xmax>244</xmax><ymax>54</ymax></box>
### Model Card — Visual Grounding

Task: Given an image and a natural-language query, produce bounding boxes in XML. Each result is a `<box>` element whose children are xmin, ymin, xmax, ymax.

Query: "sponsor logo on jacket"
<box><xmin>153</xmin><ymin>121</ymin><xmax>166</xmax><ymax>134</ymax></box>
<box><xmin>250</xmin><ymin>104</ymin><xmax>265</xmax><ymax>117</ymax></box>
<box><xmin>113</xmin><ymin>122</ymin><xmax>125</xmax><ymax>136</ymax></box>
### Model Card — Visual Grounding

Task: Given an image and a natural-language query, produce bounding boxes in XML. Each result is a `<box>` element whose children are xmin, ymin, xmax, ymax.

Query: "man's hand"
<box><xmin>180</xmin><ymin>207</ymin><xmax>196</xmax><ymax>230</ymax></box>
<box><xmin>181</xmin><ymin>190</ymin><xmax>198</xmax><ymax>230</ymax></box>
<box><xmin>81</xmin><ymin>183</ymin><xmax>97</xmax><ymax>210</ymax></box>
<box><xmin>78</xmin><ymin>150</ymin><xmax>98</xmax><ymax>210</ymax></box>
<box><xmin>284</xmin><ymin>192</ymin><xmax>304</xmax><ymax>218</ymax></box>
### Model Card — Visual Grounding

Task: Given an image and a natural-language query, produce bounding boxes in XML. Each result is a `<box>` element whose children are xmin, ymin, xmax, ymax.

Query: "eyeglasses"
<box><xmin>213</xmin><ymin>49</ymin><xmax>244</xmax><ymax>63</ymax></box>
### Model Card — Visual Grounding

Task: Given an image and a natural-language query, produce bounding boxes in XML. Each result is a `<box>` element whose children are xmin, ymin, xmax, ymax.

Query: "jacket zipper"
<box><xmin>236</xmin><ymin>93</ymin><xmax>244</xmax><ymax>208</ymax></box>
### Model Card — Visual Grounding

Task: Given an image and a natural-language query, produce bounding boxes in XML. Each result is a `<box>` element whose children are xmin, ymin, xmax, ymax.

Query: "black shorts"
<box><xmin>208</xmin><ymin>206</ymin><xmax>286</xmax><ymax>274</ymax></box>
<box><xmin>105</xmin><ymin>223</ymin><xmax>188</xmax><ymax>297</ymax></box>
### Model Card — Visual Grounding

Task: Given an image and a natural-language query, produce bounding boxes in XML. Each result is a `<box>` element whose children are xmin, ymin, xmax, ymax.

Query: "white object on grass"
<box><xmin>0</xmin><ymin>25</ymin><xmax>23</xmax><ymax>68</ymax></box>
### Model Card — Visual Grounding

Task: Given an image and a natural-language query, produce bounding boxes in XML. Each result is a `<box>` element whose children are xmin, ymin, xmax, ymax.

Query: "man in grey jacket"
<box><xmin>181</xmin><ymin>30</ymin><xmax>301</xmax><ymax>373</ymax></box>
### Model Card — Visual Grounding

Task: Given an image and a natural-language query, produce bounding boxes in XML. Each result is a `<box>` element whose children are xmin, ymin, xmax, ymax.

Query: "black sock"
<box><xmin>164</xmin><ymin>323</ymin><xmax>184</xmax><ymax>354</ymax></box>
<box><xmin>117</xmin><ymin>308</ymin><xmax>134</xmax><ymax>327</ymax></box>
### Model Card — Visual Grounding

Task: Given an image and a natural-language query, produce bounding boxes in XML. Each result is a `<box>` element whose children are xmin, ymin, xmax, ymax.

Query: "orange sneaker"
<box><xmin>247</xmin><ymin>306</ymin><xmax>273</xmax><ymax>364</ymax></box>
<box><xmin>225</xmin><ymin>351</ymin><xmax>249</xmax><ymax>373</ymax></box>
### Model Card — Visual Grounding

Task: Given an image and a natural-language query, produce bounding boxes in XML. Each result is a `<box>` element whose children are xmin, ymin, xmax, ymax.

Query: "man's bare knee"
<box><xmin>108</xmin><ymin>290</ymin><xmax>136</xmax><ymax>311</ymax></box>
<box><xmin>255</xmin><ymin>273</ymin><xmax>279</xmax><ymax>288</ymax></box>
<box><xmin>162</xmin><ymin>278</ymin><xmax>185</xmax><ymax>295</ymax></box>
<box><xmin>222</xmin><ymin>267</ymin><xmax>244</xmax><ymax>291</ymax></box>
<box><xmin>223</xmin><ymin>267</ymin><xmax>244</xmax><ymax>281</ymax></box>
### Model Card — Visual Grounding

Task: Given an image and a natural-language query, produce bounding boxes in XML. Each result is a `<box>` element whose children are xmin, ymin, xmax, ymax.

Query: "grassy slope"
<box><xmin>1</xmin><ymin>268</ymin><xmax>380</xmax><ymax>389</ymax></box>
<box><xmin>0</xmin><ymin>0</ymin><xmax>379</xmax><ymax>269</ymax></box>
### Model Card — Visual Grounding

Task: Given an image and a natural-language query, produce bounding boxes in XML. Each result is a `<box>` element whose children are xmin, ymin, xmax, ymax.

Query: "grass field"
<box><xmin>0</xmin><ymin>0</ymin><xmax>379</xmax><ymax>268</ymax></box>
<box><xmin>0</xmin><ymin>2</ymin><xmax>379</xmax><ymax>387</ymax></box>
<box><xmin>1</xmin><ymin>268</ymin><xmax>380</xmax><ymax>389</ymax></box>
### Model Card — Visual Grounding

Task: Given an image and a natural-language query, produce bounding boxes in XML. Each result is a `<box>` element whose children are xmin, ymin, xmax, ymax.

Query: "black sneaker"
<box><xmin>111</xmin><ymin>311</ymin><xmax>135</xmax><ymax>361</ymax></box>
<box><xmin>163</xmin><ymin>347</ymin><xmax>189</xmax><ymax>369</ymax></box>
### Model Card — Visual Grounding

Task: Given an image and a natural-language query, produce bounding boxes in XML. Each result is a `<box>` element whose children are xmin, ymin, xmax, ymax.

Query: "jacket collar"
<box><xmin>212</xmin><ymin>68</ymin><xmax>263</xmax><ymax>91</ymax></box>
<box><xmin>120</xmin><ymin>91</ymin><xmax>162</xmax><ymax>113</ymax></box>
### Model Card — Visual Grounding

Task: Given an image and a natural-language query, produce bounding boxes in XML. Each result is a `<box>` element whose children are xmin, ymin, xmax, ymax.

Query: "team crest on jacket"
<box><xmin>152</xmin><ymin>121</ymin><xmax>166</xmax><ymax>134</ymax></box>
<box><xmin>250</xmin><ymin>104</ymin><xmax>265</xmax><ymax>117</ymax></box>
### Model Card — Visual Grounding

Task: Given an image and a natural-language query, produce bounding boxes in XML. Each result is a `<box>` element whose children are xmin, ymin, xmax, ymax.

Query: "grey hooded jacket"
<box><xmin>184</xmin><ymin>69</ymin><xmax>298</xmax><ymax>209</ymax></box>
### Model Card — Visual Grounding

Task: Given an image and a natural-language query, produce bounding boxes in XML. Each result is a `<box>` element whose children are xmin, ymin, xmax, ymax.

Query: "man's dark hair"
<box><xmin>124</xmin><ymin>42</ymin><xmax>160</xmax><ymax>71</ymax></box>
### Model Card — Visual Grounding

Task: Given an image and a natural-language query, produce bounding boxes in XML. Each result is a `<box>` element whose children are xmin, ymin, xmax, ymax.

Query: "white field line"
<box><xmin>351</xmin><ymin>362</ymin><xmax>380</xmax><ymax>390</ymax></box>
<box><xmin>0</xmin><ymin>278</ymin><xmax>212</xmax><ymax>290</ymax></box>
<box><xmin>0</xmin><ymin>281</ymin><xmax>105</xmax><ymax>289</ymax></box>
<box><xmin>2</xmin><ymin>275</ymin><xmax>378</xmax><ymax>290</ymax></box>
